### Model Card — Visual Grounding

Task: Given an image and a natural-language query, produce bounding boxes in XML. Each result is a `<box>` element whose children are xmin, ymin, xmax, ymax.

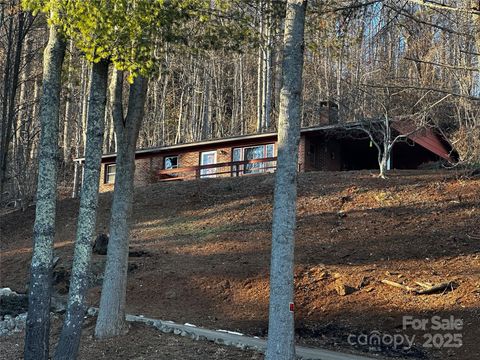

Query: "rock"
<box><xmin>0</xmin><ymin>322</ymin><xmax>10</xmax><ymax>336</ymax></box>
<box><xmin>51</xmin><ymin>295</ymin><xmax>67</xmax><ymax>314</ymax></box>
<box><xmin>128</xmin><ymin>262</ymin><xmax>138</xmax><ymax>272</ymax></box>
<box><xmin>52</xmin><ymin>266</ymin><xmax>70</xmax><ymax>294</ymax></box>
<box><xmin>87</xmin><ymin>307</ymin><xmax>99</xmax><ymax>317</ymax></box>
<box><xmin>0</xmin><ymin>312</ymin><xmax>27</xmax><ymax>336</ymax></box>
<box><xmin>3</xmin><ymin>315</ymin><xmax>15</xmax><ymax>330</ymax></box>
<box><xmin>93</xmin><ymin>233</ymin><xmax>109</xmax><ymax>255</ymax></box>
<box><xmin>14</xmin><ymin>313</ymin><xmax>27</xmax><ymax>331</ymax></box>
<box><xmin>0</xmin><ymin>291</ymin><xmax>28</xmax><ymax>317</ymax></box>
<box><xmin>165</xmin><ymin>290</ymin><xmax>177</xmax><ymax>299</ymax></box>
<box><xmin>0</xmin><ymin>288</ymin><xmax>16</xmax><ymax>297</ymax></box>
<box><xmin>334</xmin><ymin>282</ymin><xmax>357</xmax><ymax>296</ymax></box>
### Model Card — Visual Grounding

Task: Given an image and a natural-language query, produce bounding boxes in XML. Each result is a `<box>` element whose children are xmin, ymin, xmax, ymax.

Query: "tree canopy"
<box><xmin>22</xmin><ymin>0</ymin><xmax>251</xmax><ymax>80</ymax></box>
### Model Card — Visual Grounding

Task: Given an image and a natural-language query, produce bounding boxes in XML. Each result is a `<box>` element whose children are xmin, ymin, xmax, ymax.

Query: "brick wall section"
<box><xmin>135</xmin><ymin>156</ymin><xmax>163</xmax><ymax>186</ymax></box>
<box><xmin>99</xmin><ymin>162</ymin><xmax>114</xmax><ymax>193</ymax></box>
<box><xmin>298</xmin><ymin>135</ymin><xmax>307</xmax><ymax>172</ymax></box>
<box><xmin>315</xmin><ymin>139</ymin><xmax>342</xmax><ymax>171</ymax></box>
<box><xmin>302</xmin><ymin>135</ymin><xmax>320</xmax><ymax>172</ymax></box>
<box><xmin>97</xmin><ymin>140</ymin><xmax>287</xmax><ymax>193</ymax></box>
<box><xmin>178</xmin><ymin>147</ymin><xmax>234</xmax><ymax>178</ymax></box>
<box><xmin>98</xmin><ymin>155</ymin><xmax>163</xmax><ymax>193</ymax></box>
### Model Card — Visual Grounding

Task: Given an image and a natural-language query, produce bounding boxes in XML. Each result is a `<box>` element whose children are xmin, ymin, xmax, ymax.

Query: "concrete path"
<box><xmin>117</xmin><ymin>312</ymin><xmax>375</xmax><ymax>360</ymax></box>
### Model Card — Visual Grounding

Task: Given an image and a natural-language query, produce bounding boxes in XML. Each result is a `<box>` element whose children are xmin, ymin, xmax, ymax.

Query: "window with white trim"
<box><xmin>105</xmin><ymin>164</ymin><xmax>116</xmax><ymax>184</ymax></box>
<box><xmin>232</xmin><ymin>144</ymin><xmax>275</xmax><ymax>175</ymax></box>
<box><xmin>164</xmin><ymin>156</ymin><xmax>179</xmax><ymax>170</ymax></box>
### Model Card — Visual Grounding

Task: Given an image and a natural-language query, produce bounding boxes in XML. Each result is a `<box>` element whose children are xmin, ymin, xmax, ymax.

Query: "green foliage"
<box><xmin>22</xmin><ymin>0</ymin><xmax>252</xmax><ymax>79</ymax></box>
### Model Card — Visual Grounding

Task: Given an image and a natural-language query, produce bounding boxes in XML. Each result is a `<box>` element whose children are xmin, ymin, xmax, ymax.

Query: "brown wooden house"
<box><xmin>74</xmin><ymin>122</ymin><xmax>453</xmax><ymax>193</ymax></box>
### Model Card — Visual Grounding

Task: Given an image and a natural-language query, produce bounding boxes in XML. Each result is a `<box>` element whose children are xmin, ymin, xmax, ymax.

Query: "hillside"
<box><xmin>1</xmin><ymin>170</ymin><xmax>479</xmax><ymax>359</ymax></box>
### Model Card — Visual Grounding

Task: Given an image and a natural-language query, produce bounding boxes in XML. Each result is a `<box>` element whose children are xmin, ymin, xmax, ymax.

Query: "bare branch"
<box><xmin>360</xmin><ymin>83</ymin><xmax>480</xmax><ymax>101</ymax></box>
<box><xmin>404</xmin><ymin>0</ymin><xmax>480</xmax><ymax>15</ymax></box>
<box><xmin>404</xmin><ymin>57</ymin><xmax>480</xmax><ymax>72</ymax></box>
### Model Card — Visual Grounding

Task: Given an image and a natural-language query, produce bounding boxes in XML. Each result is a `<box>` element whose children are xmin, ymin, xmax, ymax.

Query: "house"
<box><xmin>73</xmin><ymin>121</ymin><xmax>453</xmax><ymax>194</ymax></box>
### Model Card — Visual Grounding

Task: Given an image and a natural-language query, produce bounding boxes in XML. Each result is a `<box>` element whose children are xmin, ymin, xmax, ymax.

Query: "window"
<box><xmin>105</xmin><ymin>164</ymin><xmax>116</xmax><ymax>184</ymax></box>
<box><xmin>164</xmin><ymin>156</ymin><xmax>178</xmax><ymax>170</ymax></box>
<box><xmin>232</xmin><ymin>144</ymin><xmax>275</xmax><ymax>175</ymax></box>
<box><xmin>200</xmin><ymin>151</ymin><xmax>217</xmax><ymax>178</ymax></box>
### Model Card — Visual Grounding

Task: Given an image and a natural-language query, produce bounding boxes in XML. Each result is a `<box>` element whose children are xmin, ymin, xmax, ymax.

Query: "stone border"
<box><xmin>88</xmin><ymin>308</ymin><xmax>374</xmax><ymax>360</ymax></box>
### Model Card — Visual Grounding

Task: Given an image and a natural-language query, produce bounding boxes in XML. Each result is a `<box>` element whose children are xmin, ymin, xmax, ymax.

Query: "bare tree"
<box><xmin>266</xmin><ymin>0</ymin><xmax>307</xmax><ymax>359</ymax></box>
<box><xmin>54</xmin><ymin>60</ymin><xmax>109</xmax><ymax>360</ymax></box>
<box><xmin>94</xmin><ymin>71</ymin><xmax>149</xmax><ymax>338</ymax></box>
<box><xmin>24</xmin><ymin>20</ymin><xmax>66</xmax><ymax>360</ymax></box>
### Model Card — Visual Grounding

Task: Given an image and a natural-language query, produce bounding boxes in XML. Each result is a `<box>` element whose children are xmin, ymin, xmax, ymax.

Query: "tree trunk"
<box><xmin>175</xmin><ymin>88</ymin><xmax>185</xmax><ymax>143</ymax></box>
<box><xmin>262</xmin><ymin>6</ymin><xmax>273</xmax><ymax>131</ymax></box>
<box><xmin>14</xmin><ymin>31</ymin><xmax>33</xmax><ymax>209</ymax></box>
<box><xmin>24</xmin><ymin>23</ymin><xmax>66</xmax><ymax>360</ymax></box>
<box><xmin>62</xmin><ymin>41</ymin><xmax>75</xmax><ymax>164</ymax></box>
<box><xmin>239</xmin><ymin>55</ymin><xmax>245</xmax><ymax>134</ymax></box>
<box><xmin>379</xmin><ymin>155</ymin><xmax>388</xmax><ymax>179</ymax></box>
<box><xmin>94</xmin><ymin>73</ymin><xmax>148</xmax><ymax>339</ymax></box>
<box><xmin>257</xmin><ymin>2</ymin><xmax>264</xmax><ymax>132</ymax></box>
<box><xmin>71</xmin><ymin>65</ymin><xmax>89</xmax><ymax>198</ymax></box>
<box><xmin>0</xmin><ymin>14</ymin><xmax>14</xmax><ymax>199</ymax></box>
<box><xmin>266</xmin><ymin>1</ymin><xmax>306</xmax><ymax>359</ymax></box>
<box><xmin>0</xmin><ymin>11</ymin><xmax>26</xmax><ymax>200</ymax></box>
<box><xmin>54</xmin><ymin>60</ymin><xmax>109</xmax><ymax>360</ymax></box>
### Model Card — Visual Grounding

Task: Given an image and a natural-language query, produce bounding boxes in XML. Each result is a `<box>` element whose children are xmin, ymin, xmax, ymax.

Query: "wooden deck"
<box><xmin>157</xmin><ymin>157</ymin><xmax>277</xmax><ymax>181</ymax></box>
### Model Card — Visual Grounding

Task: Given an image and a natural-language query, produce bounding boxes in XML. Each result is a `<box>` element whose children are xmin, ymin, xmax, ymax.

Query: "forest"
<box><xmin>1</xmin><ymin>0</ymin><xmax>479</xmax><ymax>207</ymax></box>
<box><xmin>0</xmin><ymin>1</ymin><xmax>479</xmax><ymax>360</ymax></box>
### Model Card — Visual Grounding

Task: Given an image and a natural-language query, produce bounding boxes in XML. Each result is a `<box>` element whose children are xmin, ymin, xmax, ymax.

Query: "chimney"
<box><xmin>319</xmin><ymin>101</ymin><xmax>339</xmax><ymax>125</ymax></box>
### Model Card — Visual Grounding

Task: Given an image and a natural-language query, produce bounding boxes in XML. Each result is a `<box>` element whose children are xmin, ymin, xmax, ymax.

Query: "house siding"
<box><xmin>298</xmin><ymin>135</ymin><xmax>308</xmax><ymax>171</ymax></box>
<box><xmin>96</xmin><ymin>137</ymin><xmax>288</xmax><ymax>192</ymax></box>
<box><xmin>99</xmin><ymin>163</ymin><xmax>114</xmax><ymax>193</ymax></box>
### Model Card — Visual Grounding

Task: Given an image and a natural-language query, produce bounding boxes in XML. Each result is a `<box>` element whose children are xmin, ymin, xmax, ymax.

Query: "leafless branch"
<box><xmin>404</xmin><ymin>0</ymin><xmax>480</xmax><ymax>15</ymax></box>
<box><xmin>404</xmin><ymin>57</ymin><xmax>480</xmax><ymax>72</ymax></box>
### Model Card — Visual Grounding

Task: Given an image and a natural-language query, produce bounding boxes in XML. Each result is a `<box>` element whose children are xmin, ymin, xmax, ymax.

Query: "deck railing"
<box><xmin>157</xmin><ymin>157</ymin><xmax>277</xmax><ymax>181</ymax></box>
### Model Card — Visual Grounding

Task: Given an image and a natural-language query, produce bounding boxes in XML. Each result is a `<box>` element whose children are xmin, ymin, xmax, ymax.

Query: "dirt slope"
<box><xmin>1</xmin><ymin>170</ymin><xmax>479</xmax><ymax>359</ymax></box>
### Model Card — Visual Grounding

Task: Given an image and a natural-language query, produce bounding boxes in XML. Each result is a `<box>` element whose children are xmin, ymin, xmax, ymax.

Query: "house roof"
<box><xmin>390</xmin><ymin>121</ymin><xmax>453</xmax><ymax>161</ymax></box>
<box><xmin>74</xmin><ymin>120</ymin><xmax>454</xmax><ymax>163</ymax></box>
<box><xmin>74</xmin><ymin>123</ymin><xmax>360</xmax><ymax>163</ymax></box>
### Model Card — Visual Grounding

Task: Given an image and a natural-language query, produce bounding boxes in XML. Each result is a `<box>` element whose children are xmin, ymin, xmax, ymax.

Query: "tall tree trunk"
<box><xmin>24</xmin><ymin>23</ymin><xmax>66</xmax><ymax>360</ymax></box>
<box><xmin>0</xmin><ymin>11</ymin><xmax>26</xmax><ymax>199</ymax></box>
<box><xmin>14</xmin><ymin>31</ymin><xmax>33</xmax><ymax>209</ymax></box>
<box><xmin>29</xmin><ymin>78</ymin><xmax>41</xmax><ymax>162</ymax></box>
<box><xmin>262</xmin><ymin>5</ymin><xmax>273</xmax><ymax>131</ymax></box>
<box><xmin>266</xmin><ymin>1</ymin><xmax>306</xmax><ymax>359</ymax></box>
<box><xmin>62</xmin><ymin>41</ymin><xmax>75</xmax><ymax>164</ymax></box>
<box><xmin>71</xmin><ymin>64</ymin><xmax>89</xmax><ymax>197</ymax></box>
<box><xmin>239</xmin><ymin>55</ymin><xmax>245</xmax><ymax>134</ymax></box>
<box><xmin>81</xmin><ymin>64</ymin><xmax>90</xmax><ymax>152</ymax></box>
<box><xmin>94</xmin><ymin>72</ymin><xmax>148</xmax><ymax>338</ymax></box>
<box><xmin>160</xmin><ymin>67</ymin><xmax>169</xmax><ymax>145</ymax></box>
<box><xmin>175</xmin><ymin>88</ymin><xmax>185</xmax><ymax>143</ymax></box>
<box><xmin>54</xmin><ymin>60</ymin><xmax>109</xmax><ymax>360</ymax></box>
<box><xmin>0</xmin><ymin>14</ymin><xmax>14</xmax><ymax>198</ymax></box>
<box><xmin>257</xmin><ymin>1</ymin><xmax>264</xmax><ymax>132</ymax></box>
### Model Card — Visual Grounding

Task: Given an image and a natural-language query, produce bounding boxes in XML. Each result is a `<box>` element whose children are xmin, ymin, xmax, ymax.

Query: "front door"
<box><xmin>200</xmin><ymin>151</ymin><xmax>217</xmax><ymax>178</ymax></box>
